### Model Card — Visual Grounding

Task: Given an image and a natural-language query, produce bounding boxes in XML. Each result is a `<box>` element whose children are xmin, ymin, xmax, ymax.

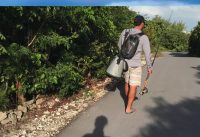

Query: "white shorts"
<box><xmin>124</xmin><ymin>67</ymin><xmax>142</xmax><ymax>86</ymax></box>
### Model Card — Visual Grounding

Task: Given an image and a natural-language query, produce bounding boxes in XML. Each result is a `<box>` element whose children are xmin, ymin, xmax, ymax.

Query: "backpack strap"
<box><xmin>124</xmin><ymin>29</ymin><xmax>130</xmax><ymax>39</ymax></box>
<box><xmin>137</xmin><ymin>32</ymin><xmax>144</xmax><ymax>36</ymax></box>
<box><xmin>122</xmin><ymin>29</ymin><xmax>130</xmax><ymax>47</ymax></box>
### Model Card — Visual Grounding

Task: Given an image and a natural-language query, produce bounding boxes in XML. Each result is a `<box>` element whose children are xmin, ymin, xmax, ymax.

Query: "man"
<box><xmin>118</xmin><ymin>15</ymin><xmax>152</xmax><ymax>113</ymax></box>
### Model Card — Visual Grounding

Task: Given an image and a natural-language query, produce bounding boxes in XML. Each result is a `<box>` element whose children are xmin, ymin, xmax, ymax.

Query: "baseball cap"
<box><xmin>134</xmin><ymin>15</ymin><xmax>146</xmax><ymax>26</ymax></box>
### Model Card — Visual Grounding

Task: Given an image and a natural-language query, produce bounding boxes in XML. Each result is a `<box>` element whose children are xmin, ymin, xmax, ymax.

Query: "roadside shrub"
<box><xmin>189</xmin><ymin>22</ymin><xmax>200</xmax><ymax>56</ymax></box>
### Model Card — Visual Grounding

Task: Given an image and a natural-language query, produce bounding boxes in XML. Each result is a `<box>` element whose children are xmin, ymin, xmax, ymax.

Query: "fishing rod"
<box><xmin>139</xmin><ymin>42</ymin><xmax>159</xmax><ymax>95</ymax></box>
<box><xmin>139</xmin><ymin>10</ymin><xmax>173</xmax><ymax>96</ymax></box>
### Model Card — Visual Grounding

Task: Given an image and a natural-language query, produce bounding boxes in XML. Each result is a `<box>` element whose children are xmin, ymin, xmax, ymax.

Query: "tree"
<box><xmin>189</xmin><ymin>22</ymin><xmax>200</xmax><ymax>56</ymax></box>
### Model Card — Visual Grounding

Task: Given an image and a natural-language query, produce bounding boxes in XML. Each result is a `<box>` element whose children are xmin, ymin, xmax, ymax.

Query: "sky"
<box><xmin>0</xmin><ymin>0</ymin><xmax>200</xmax><ymax>31</ymax></box>
<box><xmin>1</xmin><ymin>0</ymin><xmax>200</xmax><ymax>6</ymax></box>
<box><xmin>130</xmin><ymin>6</ymin><xmax>200</xmax><ymax>32</ymax></box>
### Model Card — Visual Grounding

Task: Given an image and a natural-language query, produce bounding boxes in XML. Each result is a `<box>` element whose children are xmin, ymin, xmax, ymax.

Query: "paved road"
<box><xmin>57</xmin><ymin>52</ymin><xmax>200</xmax><ymax>137</ymax></box>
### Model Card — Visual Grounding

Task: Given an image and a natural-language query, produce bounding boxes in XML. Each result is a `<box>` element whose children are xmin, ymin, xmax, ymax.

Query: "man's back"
<box><xmin>118</xmin><ymin>28</ymin><xmax>151</xmax><ymax>68</ymax></box>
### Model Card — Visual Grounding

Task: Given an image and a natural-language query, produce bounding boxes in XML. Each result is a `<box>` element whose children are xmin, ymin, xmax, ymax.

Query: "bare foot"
<box><xmin>125</xmin><ymin>108</ymin><xmax>136</xmax><ymax>114</ymax></box>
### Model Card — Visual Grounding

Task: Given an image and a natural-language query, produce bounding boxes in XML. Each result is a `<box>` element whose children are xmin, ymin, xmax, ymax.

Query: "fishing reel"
<box><xmin>139</xmin><ymin>87</ymin><xmax>148</xmax><ymax>95</ymax></box>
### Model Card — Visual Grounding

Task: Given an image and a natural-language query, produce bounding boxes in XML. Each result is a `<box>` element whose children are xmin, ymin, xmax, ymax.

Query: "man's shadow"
<box><xmin>82</xmin><ymin>116</ymin><xmax>109</xmax><ymax>137</ymax></box>
<box><xmin>116</xmin><ymin>79</ymin><xmax>128</xmax><ymax>108</ymax></box>
<box><xmin>104</xmin><ymin>78</ymin><xmax>130</xmax><ymax>108</ymax></box>
<box><xmin>192</xmin><ymin>65</ymin><xmax>200</xmax><ymax>84</ymax></box>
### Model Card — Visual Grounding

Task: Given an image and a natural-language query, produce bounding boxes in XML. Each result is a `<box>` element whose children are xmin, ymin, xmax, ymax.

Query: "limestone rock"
<box><xmin>29</xmin><ymin>104</ymin><xmax>37</xmax><ymax>110</ymax></box>
<box><xmin>1</xmin><ymin>118</ymin><xmax>10</xmax><ymax>125</ymax></box>
<box><xmin>69</xmin><ymin>101</ymin><xmax>76</xmax><ymax>107</ymax></box>
<box><xmin>8</xmin><ymin>113</ymin><xmax>17</xmax><ymax>124</ymax></box>
<box><xmin>36</xmin><ymin>94</ymin><xmax>43</xmax><ymax>100</ymax></box>
<box><xmin>0</xmin><ymin>112</ymin><xmax>7</xmax><ymax>121</ymax></box>
<box><xmin>63</xmin><ymin>105</ymin><xmax>69</xmax><ymax>110</ymax></box>
<box><xmin>21</xmin><ymin>130</ymin><xmax>26</xmax><ymax>135</ymax></box>
<box><xmin>57</xmin><ymin>108</ymin><xmax>62</xmax><ymax>112</ymax></box>
<box><xmin>24</xmin><ymin>99</ymin><xmax>35</xmax><ymax>106</ymax></box>
<box><xmin>37</xmin><ymin>105</ymin><xmax>41</xmax><ymax>109</ymax></box>
<box><xmin>17</xmin><ymin>105</ymin><xmax>28</xmax><ymax>113</ymax></box>
<box><xmin>83</xmin><ymin>103</ymin><xmax>88</xmax><ymax>108</ymax></box>
<box><xmin>14</xmin><ymin>111</ymin><xmax>23</xmax><ymax>120</ymax></box>
<box><xmin>56</xmin><ymin>112</ymin><xmax>60</xmax><ymax>116</ymax></box>
<box><xmin>36</xmin><ymin>98</ymin><xmax>45</xmax><ymax>106</ymax></box>
<box><xmin>55</xmin><ymin>98</ymin><xmax>60</xmax><ymax>102</ymax></box>
<box><xmin>47</xmin><ymin>99</ymin><xmax>56</xmax><ymax>108</ymax></box>
<box><xmin>1</xmin><ymin>115</ymin><xmax>17</xmax><ymax>125</ymax></box>
<box><xmin>10</xmin><ymin>135</ymin><xmax>20</xmax><ymax>137</ymax></box>
<box><xmin>43</xmin><ymin>111</ymin><xmax>50</xmax><ymax>115</ymax></box>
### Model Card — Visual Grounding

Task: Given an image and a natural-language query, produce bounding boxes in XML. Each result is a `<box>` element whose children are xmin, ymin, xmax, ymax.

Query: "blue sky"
<box><xmin>0</xmin><ymin>0</ymin><xmax>200</xmax><ymax>31</ymax></box>
<box><xmin>0</xmin><ymin>0</ymin><xmax>200</xmax><ymax>6</ymax></box>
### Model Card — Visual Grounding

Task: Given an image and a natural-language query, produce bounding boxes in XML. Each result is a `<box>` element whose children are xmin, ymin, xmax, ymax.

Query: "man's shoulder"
<box><xmin>140</xmin><ymin>34</ymin><xmax>149</xmax><ymax>39</ymax></box>
<box><xmin>140</xmin><ymin>34</ymin><xmax>150</xmax><ymax>45</ymax></box>
<box><xmin>129</xmin><ymin>28</ymin><xmax>144</xmax><ymax>35</ymax></box>
<box><xmin>121</xmin><ymin>28</ymin><xmax>149</xmax><ymax>39</ymax></box>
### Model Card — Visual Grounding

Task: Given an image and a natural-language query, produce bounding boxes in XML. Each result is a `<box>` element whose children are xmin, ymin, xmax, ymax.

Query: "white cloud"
<box><xmin>130</xmin><ymin>6</ymin><xmax>168</xmax><ymax>17</ymax></box>
<box><xmin>107</xmin><ymin>0</ymin><xmax>186</xmax><ymax>6</ymax></box>
<box><xmin>129</xmin><ymin>6</ymin><xmax>200</xmax><ymax>31</ymax></box>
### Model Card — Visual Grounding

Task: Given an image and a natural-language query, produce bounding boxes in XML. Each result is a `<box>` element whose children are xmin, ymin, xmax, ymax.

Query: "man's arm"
<box><xmin>142</xmin><ymin>35</ymin><xmax>152</xmax><ymax>73</ymax></box>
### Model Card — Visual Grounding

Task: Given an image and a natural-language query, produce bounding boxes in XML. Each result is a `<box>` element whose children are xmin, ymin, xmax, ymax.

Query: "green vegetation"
<box><xmin>144</xmin><ymin>16</ymin><xmax>189</xmax><ymax>52</ymax></box>
<box><xmin>189</xmin><ymin>22</ymin><xmax>200</xmax><ymax>56</ymax></box>
<box><xmin>0</xmin><ymin>7</ymin><xmax>190</xmax><ymax>110</ymax></box>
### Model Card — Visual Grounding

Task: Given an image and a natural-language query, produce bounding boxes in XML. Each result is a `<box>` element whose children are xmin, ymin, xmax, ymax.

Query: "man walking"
<box><xmin>118</xmin><ymin>15</ymin><xmax>152</xmax><ymax>113</ymax></box>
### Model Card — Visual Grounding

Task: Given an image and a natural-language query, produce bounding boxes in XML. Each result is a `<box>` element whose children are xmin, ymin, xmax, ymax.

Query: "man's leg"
<box><xmin>126</xmin><ymin>85</ymin><xmax>137</xmax><ymax>113</ymax></box>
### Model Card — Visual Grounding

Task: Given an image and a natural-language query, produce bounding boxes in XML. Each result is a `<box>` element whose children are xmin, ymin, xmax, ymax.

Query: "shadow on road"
<box><xmin>104</xmin><ymin>78</ymin><xmax>127</xmax><ymax>108</ymax></box>
<box><xmin>116</xmin><ymin>80</ymin><xmax>127</xmax><ymax>109</ymax></box>
<box><xmin>132</xmin><ymin>97</ymin><xmax>200</xmax><ymax>137</ymax></box>
<box><xmin>192</xmin><ymin>65</ymin><xmax>200</xmax><ymax>84</ymax></box>
<box><xmin>169</xmin><ymin>52</ymin><xmax>190</xmax><ymax>57</ymax></box>
<box><xmin>82</xmin><ymin>116</ymin><xmax>109</xmax><ymax>137</ymax></box>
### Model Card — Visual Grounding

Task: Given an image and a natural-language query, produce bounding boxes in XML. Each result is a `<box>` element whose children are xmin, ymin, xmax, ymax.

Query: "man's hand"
<box><xmin>148</xmin><ymin>68</ymin><xmax>152</xmax><ymax>74</ymax></box>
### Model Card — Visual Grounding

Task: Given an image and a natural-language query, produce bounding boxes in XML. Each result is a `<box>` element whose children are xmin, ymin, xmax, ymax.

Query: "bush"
<box><xmin>0</xmin><ymin>92</ymin><xmax>9</xmax><ymax>111</ymax></box>
<box><xmin>31</xmin><ymin>63</ymin><xmax>84</xmax><ymax>96</ymax></box>
<box><xmin>189</xmin><ymin>22</ymin><xmax>200</xmax><ymax>56</ymax></box>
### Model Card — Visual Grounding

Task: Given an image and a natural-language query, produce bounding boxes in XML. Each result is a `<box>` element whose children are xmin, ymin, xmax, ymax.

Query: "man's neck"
<box><xmin>134</xmin><ymin>26</ymin><xmax>142</xmax><ymax>30</ymax></box>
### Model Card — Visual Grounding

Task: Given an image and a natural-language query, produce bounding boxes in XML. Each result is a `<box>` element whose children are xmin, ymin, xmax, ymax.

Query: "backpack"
<box><xmin>120</xmin><ymin>29</ymin><xmax>144</xmax><ymax>59</ymax></box>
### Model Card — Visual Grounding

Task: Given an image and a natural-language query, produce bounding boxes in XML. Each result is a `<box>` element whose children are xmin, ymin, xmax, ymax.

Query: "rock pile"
<box><xmin>0</xmin><ymin>79</ymin><xmax>108</xmax><ymax>137</ymax></box>
<box><xmin>0</xmin><ymin>99</ymin><xmax>34</xmax><ymax>126</ymax></box>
